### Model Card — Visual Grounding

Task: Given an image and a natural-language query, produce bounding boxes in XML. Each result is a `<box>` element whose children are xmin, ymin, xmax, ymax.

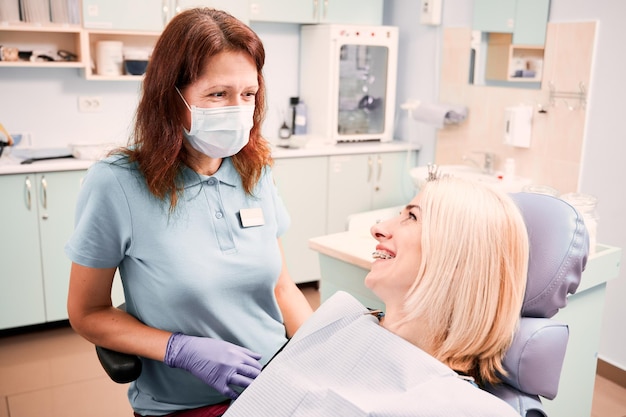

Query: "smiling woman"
<box><xmin>224</xmin><ymin>175</ymin><xmax>530</xmax><ymax>417</ymax></box>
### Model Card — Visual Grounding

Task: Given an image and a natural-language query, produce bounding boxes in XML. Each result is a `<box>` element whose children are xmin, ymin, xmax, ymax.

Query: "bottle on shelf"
<box><xmin>289</xmin><ymin>97</ymin><xmax>307</xmax><ymax>135</ymax></box>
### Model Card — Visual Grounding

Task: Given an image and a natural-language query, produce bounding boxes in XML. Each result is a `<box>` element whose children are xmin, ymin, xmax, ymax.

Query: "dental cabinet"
<box><xmin>0</xmin><ymin>170</ymin><xmax>84</xmax><ymax>330</ymax></box>
<box><xmin>472</xmin><ymin>0</ymin><xmax>550</xmax><ymax>46</ymax></box>
<box><xmin>273</xmin><ymin>156</ymin><xmax>329</xmax><ymax>285</ymax></box>
<box><xmin>273</xmin><ymin>145</ymin><xmax>418</xmax><ymax>284</ymax></box>
<box><xmin>326</xmin><ymin>152</ymin><xmax>416</xmax><ymax>233</ymax></box>
<box><xmin>249</xmin><ymin>0</ymin><xmax>383</xmax><ymax>25</ymax></box>
<box><xmin>81</xmin><ymin>0</ymin><xmax>250</xmax><ymax>31</ymax></box>
<box><xmin>309</xmin><ymin>228</ymin><xmax>622</xmax><ymax>417</ymax></box>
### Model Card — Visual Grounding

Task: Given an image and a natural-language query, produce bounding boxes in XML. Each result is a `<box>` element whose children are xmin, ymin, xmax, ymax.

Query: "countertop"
<box><xmin>0</xmin><ymin>139</ymin><xmax>420</xmax><ymax>175</ymax></box>
<box><xmin>0</xmin><ymin>156</ymin><xmax>94</xmax><ymax>175</ymax></box>
<box><xmin>309</xmin><ymin>229</ymin><xmax>621</xmax><ymax>292</ymax></box>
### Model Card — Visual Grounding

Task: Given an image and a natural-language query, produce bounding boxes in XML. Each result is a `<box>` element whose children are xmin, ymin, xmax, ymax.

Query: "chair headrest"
<box><xmin>510</xmin><ymin>193</ymin><xmax>590</xmax><ymax>318</ymax></box>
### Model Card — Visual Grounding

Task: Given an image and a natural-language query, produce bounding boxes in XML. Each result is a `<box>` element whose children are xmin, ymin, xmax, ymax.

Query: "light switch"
<box><xmin>420</xmin><ymin>0</ymin><xmax>442</xmax><ymax>25</ymax></box>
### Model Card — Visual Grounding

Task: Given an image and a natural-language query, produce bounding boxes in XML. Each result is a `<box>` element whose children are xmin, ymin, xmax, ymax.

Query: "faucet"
<box><xmin>463</xmin><ymin>151</ymin><xmax>495</xmax><ymax>175</ymax></box>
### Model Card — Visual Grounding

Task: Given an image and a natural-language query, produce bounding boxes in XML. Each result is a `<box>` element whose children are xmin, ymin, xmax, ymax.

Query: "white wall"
<box><xmin>548</xmin><ymin>0</ymin><xmax>626</xmax><ymax>372</ymax></box>
<box><xmin>384</xmin><ymin>0</ymin><xmax>626</xmax><ymax>371</ymax></box>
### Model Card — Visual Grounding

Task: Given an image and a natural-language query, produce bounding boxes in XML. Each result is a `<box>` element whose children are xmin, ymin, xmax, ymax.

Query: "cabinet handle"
<box><xmin>377</xmin><ymin>155</ymin><xmax>383</xmax><ymax>181</ymax></box>
<box><xmin>25</xmin><ymin>176</ymin><xmax>32</xmax><ymax>211</ymax></box>
<box><xmin>367</xmin><ymin>156</ymin><xmax>373</xmax><ymax>183</ymax></box>
<box><xmin>174</xmin><ymin>0</ymin><xmax>181</xmax><ymax>14</ymax></box>
<box><xmin>313</xmin><ymin>0</ymin><xmax>318</xmax><ymax>19</ymax></box>
<box><xmin>323</xmin><ymin>0</ymin><xmax>328</xmax><ymax>20</ymax></box>
<box><xmin>40</xmin><ymin>176</ymin><xmax>48</xmax><ymax>210</ymax></box>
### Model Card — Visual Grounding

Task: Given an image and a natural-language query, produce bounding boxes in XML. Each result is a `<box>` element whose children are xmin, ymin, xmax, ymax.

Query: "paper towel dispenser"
<box><xmin>504</xmin><ymin>105</ymin><xmax>532</xmax><ymax>148</ymax></box>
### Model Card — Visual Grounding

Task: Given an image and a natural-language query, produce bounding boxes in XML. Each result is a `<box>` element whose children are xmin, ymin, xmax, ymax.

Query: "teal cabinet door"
<box><xmin>249</xmin><ymin>0</ymin><xmax>383</xmax><ymax>25</ymax></box>
<box><xmin>327</xmin><ymin>151</ymin><xmax>417</xmax><ymax>234</ymax></box>
<box><xmin>38</xmin><ymin>171</ymin><xmax>86</xmax><ymax>322</ymax></box>
<box><xmin>82</xmin><ymin>0</ymin><xmax>164</xmax><ymax>31</ymax></box>
<box><xmin>473</xmin><ymin>0</ymin><xmax>550</xmax><ymax>46</ymax></box>
<box><xmin>371</xmin><ymin>151</ymin><xmax>417</xmax><ymax>210</ymax></box>
<box><xmin>321</xmin><ymin>0</ymin><xmax>383</xmax><ymax>25</ymax></box>
<box><xmin>273</xmin><ymin>157</ymin><xmax>328</xmax><ymax>284</ymax></box>
<box><xmin>472</xmin><ymin>0</ymin><xmax>516</xmax><ymax>34</ymax></box>
<box><xmin>513</xmin><ymin>0</ymin><xmax>550</xmax><ymax>45</ymax></box>
<box><xmin>250</xmin><ymin>0</ymin><xmax>317</xmax><ymax>24</ymax></box>
<box><xmin>82</xmin><ymin>0</ymin><xmax>249</xmax><ymax>31</ymax></box>
<box><xmin>0</xmin><ymin>174</ymin><xmax>46</xmax><ymax>330</ymax></box>
<box><xmin>326</xmin><ymin>154</ymin><xmax>375</xmax><ymax>234</ymax></box>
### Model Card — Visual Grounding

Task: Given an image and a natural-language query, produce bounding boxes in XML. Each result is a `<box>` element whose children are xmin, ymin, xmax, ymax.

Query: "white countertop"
<box><xmin>0</xmin><ymin>139</ymin><xmax>420</xmax><ymax>175</ymax></box>
<box><xmin>0</xmin><ymin>156</ymin><xmax>94</xmax><ymax>174</ymax></box>
<box><xmin>309</xmin><ymin>230</ymin><xmax>621</xmax><ymax>293</ymax></box>
<box><xmin>271</xmin><ymin>137</ymin><xmax>420</xmax><ymax>159</ymax></box>
<box><xmin>309</xmin><ymin>231</ymin><xmax>377</xmax><ymax>271</ymax></box>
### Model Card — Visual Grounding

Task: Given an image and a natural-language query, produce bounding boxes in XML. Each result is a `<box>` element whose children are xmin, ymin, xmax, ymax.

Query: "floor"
<box><xmin>0</xmin><ymin>286</ymin><xmax>624</xmax><ymax>417</ymax></box>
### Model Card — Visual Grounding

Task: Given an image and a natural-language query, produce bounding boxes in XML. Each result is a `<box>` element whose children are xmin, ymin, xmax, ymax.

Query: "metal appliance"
<box><xmin>299</xmin><ymin>24</ymin><xmax>398</xmax><ymax>143</ymax></box>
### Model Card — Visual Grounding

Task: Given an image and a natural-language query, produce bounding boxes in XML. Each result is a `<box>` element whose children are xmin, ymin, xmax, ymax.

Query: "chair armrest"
<box><xmin>95</xmin><ymin>345</ymin><xmax>142</xmax><ymax>384</ymax></box>
<box><xmin>94</xmin><ymin>302</ymin><xmax>142</xmax><ymax>384</ymax></box>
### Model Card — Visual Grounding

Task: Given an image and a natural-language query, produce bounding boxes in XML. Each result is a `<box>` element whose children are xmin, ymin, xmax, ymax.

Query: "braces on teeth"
<box><xmin>372</xmin><ymin>251</ymin><xmax>394</xmax><ymax>260</ymax></box>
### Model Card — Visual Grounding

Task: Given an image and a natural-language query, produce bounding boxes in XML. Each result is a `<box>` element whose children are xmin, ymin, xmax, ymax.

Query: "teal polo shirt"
<box><xmin>65</xmin><ymin>155</ymin><xmax>290</xmax><ymax>415</ymax></box>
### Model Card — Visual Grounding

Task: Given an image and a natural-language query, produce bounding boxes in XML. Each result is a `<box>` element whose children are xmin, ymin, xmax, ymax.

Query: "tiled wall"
<box><xmin>436</xmin><ymin>22</ymin><xmax>596</xmax><ymax>195</ymax></box>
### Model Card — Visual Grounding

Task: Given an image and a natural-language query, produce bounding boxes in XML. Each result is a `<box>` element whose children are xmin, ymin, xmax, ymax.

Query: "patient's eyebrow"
<box><xmin>405</xmin><ymin>204</ymin><xmax>421</xmax><ymax>212</ymax></box>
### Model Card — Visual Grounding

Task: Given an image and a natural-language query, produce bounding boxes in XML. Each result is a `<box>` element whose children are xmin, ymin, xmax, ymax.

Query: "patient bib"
<box><xmin>224</xmin><ymin>291</ymin><xmax>520</xmax><ymax>417</ymax></box>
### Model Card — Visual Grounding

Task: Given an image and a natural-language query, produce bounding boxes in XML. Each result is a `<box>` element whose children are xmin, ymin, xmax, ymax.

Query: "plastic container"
<box><xmin>96</xmin><ymin>41</ymin><xmax>124</xmax><ymax>76</ymax></box>
<box><xmin>560</xmin><ymin>192</ymin><xmax>598</xmax><ymax>255</ymax></box>
<box><xmin>502</xmin><ymin>158</ymin><xmax>516</xmax><ymax>181</ymax></box>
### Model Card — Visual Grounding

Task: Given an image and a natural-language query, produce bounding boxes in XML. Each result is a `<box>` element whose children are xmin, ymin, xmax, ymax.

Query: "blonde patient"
<box><xmin>225</xmin><ymin>176</ymin><xmax>530</xmax><ymax>416</ymax></box>
<box><xmin>367</xmin><ymin>175</ymin><xmax>528</xmax><ymax>387</ymax></box>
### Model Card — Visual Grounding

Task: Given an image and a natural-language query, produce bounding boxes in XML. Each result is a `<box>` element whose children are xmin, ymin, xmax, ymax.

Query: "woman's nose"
<box><xmin>370</xmin><ymin>220</ymin><xmax>389</xmax><ymax>240</ymax></box>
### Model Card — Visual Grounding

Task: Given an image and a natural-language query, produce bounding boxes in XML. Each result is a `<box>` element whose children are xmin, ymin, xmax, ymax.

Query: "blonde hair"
<box><xmin>402</xmin><ymin>177</ymin><xmax>528</xmax><ymax>385</ymax></box>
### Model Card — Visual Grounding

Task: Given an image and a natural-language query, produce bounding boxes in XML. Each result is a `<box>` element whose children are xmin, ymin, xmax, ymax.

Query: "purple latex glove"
<box><xmin>164</xmin><ymin>333</ymin><xmax>262</xmax><ymax>400</ymax></box>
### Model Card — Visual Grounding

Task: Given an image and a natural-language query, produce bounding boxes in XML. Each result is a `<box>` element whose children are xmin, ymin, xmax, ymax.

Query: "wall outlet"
<box><xmin>420</xmin><ymin>0</ymin><xmax>442</xmax><ymax>25</ymax></box>
<box><xmin>78</xmin><ymin>96</ymin><xmax>102</xmax><ymax>113</ymax></box>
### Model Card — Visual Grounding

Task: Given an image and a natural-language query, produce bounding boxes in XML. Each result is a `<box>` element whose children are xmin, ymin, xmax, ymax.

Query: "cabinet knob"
<box><xmin>42</xmin><ymin>213</ymin><xmax>49</xmax><ymax>220</ymax></box>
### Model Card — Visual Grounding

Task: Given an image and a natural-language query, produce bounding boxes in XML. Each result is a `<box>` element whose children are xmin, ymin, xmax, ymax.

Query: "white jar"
<box><xmin>96</xmin><ymin>41</ymin><xmax>124</xmax><ymax>76</ymax></box>
<box><xmin>560</xmin><ymin>192</ymin><xmax>598</xmax><ymax>255</ymax></box>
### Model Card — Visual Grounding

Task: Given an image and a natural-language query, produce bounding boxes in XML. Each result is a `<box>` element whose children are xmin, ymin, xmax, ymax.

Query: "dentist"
<box><xmin>65</xmin><ymin>8</ymin><xmax>312</xmax><ymax>417</ymax></box>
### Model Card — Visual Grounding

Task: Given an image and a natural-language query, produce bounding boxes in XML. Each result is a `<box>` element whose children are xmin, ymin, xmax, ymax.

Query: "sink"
<box><xmin>410</xmin><ymin>164</ymin><xmax>531</xmax><ymax>193</ymax></box>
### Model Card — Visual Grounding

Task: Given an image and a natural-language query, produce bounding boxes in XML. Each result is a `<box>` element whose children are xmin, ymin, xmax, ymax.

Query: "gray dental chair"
<box><xmin>95</xmin><ymin>192</ymin><xmax>589</xmax><ymax>417</ymax></box>
<box><xmin>483</xmin><ymin>192</ymin><xmax>589</xmax><ymax>416</ymax></box>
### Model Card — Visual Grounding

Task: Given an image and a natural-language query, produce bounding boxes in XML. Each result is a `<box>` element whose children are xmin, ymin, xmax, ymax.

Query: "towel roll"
<box><xmin>410</xmin><ymin>102</ymin><xmax>468</xmax><ymax>128</ymax></box>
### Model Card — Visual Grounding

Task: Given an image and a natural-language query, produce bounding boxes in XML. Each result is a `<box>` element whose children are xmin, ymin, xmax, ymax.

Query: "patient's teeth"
<box><xmin>372</xmin><ymin>251</ymin><xmax>394</xmax><ymax>260</ymax></box>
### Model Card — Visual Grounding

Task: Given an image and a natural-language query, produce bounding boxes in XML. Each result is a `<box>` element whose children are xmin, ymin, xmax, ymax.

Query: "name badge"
<box><xmin>240</xmin><ymin>207</ymin><xmax>265</xmax><ymax>227</ymax></box>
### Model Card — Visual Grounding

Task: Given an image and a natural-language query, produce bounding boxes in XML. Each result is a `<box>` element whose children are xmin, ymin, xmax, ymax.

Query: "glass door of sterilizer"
<box><xmin>337</xmin><ymin>44</ymin><xmax>389</xmax><ymax>137</ymax></box>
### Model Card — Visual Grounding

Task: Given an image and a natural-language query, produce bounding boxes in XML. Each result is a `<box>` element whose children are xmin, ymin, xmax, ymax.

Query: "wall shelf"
<box><xmin>485</xmin><ymin>32</ymin><xmax>544</xmax><ymax>83</ymax></box>
<box><xmin>0</xmin><ymin>24</ymin><xmax>83</xmax><ymax>68</ymax></box>
<box><xmin>0</xmin><ymin>24</ymin><xmax>157</xmax><ymax>80</ymax></box>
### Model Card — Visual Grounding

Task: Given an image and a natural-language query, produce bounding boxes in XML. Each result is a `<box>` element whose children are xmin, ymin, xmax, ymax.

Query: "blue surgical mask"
<box><xmin>176</xmin><ymin>88</ymin><xmax>254</xmax><ymax>158</ymax></box>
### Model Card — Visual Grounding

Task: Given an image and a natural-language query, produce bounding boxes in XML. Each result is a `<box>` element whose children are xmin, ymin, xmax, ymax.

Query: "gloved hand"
<box><xmin>164</xmin><ymin>333</ymin><xmax>262</xmax><ymax>400</ymax></box>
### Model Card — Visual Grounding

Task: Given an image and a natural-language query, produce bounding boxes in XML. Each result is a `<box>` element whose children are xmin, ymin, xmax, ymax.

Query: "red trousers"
<box><xmin>134</xmin><ymin>401</ymin><xmax>230</xmax><ymax>417</ymax></box>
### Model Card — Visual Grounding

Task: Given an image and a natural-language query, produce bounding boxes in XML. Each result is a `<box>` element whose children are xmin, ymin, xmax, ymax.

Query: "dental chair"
<box><xmin>95</xmin><ymin>192</ymin><xmax>589</xmax><ymax>417</ymax></box>
<box><xmin>482</xmin><ymin>192</ymin><xmax>589</xmax><ymax>416</ymax></box>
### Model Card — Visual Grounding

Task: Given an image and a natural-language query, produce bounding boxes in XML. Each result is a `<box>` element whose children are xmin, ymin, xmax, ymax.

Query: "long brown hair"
<box><xmin>123</xmin><ymin>8</ymin><xmax>271</xmax><ymax>210</ymax></box>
